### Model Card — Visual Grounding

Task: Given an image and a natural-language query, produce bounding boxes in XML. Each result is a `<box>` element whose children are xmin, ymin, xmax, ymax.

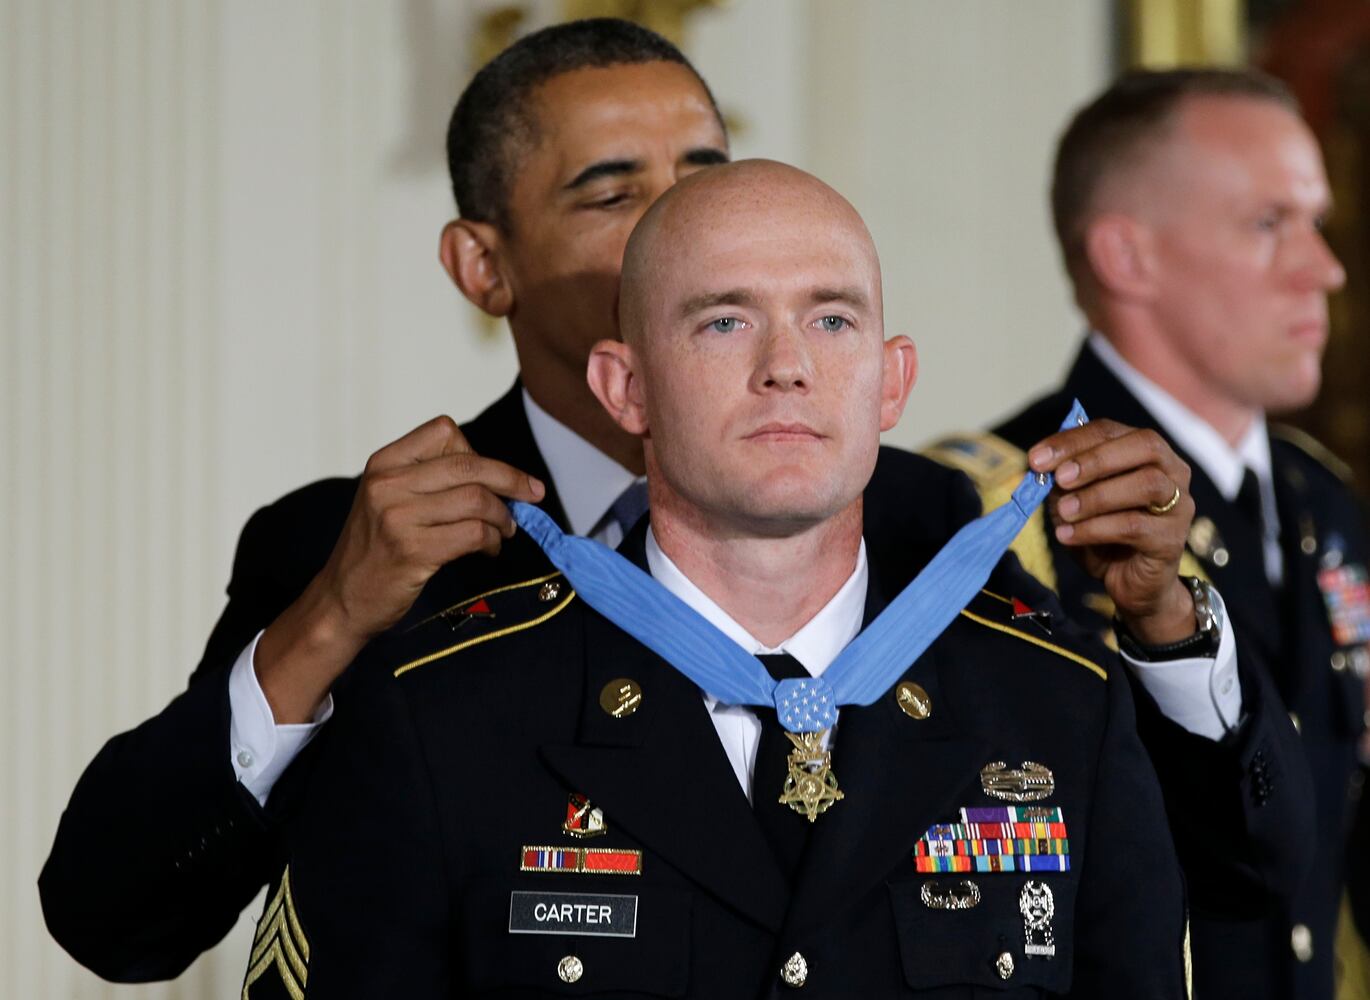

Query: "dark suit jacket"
<box><xmin>983</xmin><ymin>343</ymin><xmax>1363</xmax><ymax>1000</ymax></box>
<box><xmin>242</xmin><ymin>524</ymin><xmax>1188</xmax><ymax>998</ymax></box>
<box><xmin>38</xmin><ymin>383</ymin><xmax>983</xmax><ymax>982</ymax></box>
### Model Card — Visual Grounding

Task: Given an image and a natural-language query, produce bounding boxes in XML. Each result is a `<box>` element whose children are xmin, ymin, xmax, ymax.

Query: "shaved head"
<box><xmin>619</xmin><ymin>160</ymin><xmax>881</xmax><ymax>347</ymax></box>
<box><xmin>586</xmin><ymin>157</ymin><xmax>916</xmax><ymax>545</ymax></box>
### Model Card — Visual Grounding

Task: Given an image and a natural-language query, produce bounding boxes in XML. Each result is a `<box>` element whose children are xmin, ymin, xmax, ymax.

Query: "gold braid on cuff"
<box><xmin>1147</xmin><ymin>484</ymin><xmax>1181</xmax><ymax>516</ymax></box>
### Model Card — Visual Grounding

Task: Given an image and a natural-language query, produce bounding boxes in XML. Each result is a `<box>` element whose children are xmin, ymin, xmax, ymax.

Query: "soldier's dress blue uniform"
<box><xmin>241</xmin><ymin>520</ymin><xmax>1189</xmax><ymax>999</ymax></box>
<box><xmin>38</xmin><ymin>379</ymin><xmax>1313</xmax><ymax>989</ymax></box>
<box><xmin>929</xmin><ymin>342</ymin><xmax>1364</xmax><ymax>999</ymax></box>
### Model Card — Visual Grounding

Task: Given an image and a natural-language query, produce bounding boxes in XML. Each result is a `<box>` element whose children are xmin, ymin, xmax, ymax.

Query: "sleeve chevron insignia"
<box><xmin>242</xmin><ymin>866</ymin><xmax>310</xmax><ymax>1000</ymax></box>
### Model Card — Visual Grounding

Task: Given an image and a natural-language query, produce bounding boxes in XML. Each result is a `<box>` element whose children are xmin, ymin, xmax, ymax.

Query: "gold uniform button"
<box><xmin>1291</xmin><ymin>924</ymin><xmax>1313</xmax><ymax>963</ymax></box>
<box><xmin>781</xmin><ymin>951</ymin><xmax>809</xmax><ymax>988</ymax></box>
<box><xmin>996</xmin><ymin>951</ymin><xmax>1015</xmax><ymax>980</ymax></box>
<box><xmin>1212</xmin><ymin>547</ymin><xmax>1230</xmax><ymax>567</ymax></box>
<box><xmin>539</xmin><ymin>580</ymin><xmax>563</xmax><ymax>602</ymax></box>
<box><xmin>895</xmin><ymin>681</ymin><xmax>932</xmax><ymax>720</ymax></box>
<box><xmin>599</xmin><ymin>678</ymin><xmax>643</xmax><ymax>718</ymax></box>
<box><xmin>557</xmin><ymin>954</ymin><xmax>584</xmax><ymax>983</ymax></box>
<box><xmin>1332</xmin><ymin>651</ymin><xmax>1348</xmax><ymax>673</ymax></box>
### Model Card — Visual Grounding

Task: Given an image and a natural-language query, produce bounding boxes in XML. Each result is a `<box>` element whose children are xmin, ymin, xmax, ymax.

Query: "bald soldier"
<box><xmin>242</xmin><ymin>161</ymin><xmax>1208</xmax><ymax>998</ymax></box>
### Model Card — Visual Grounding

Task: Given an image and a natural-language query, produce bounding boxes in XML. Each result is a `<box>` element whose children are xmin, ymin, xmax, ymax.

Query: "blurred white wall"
<box><xmin>0</xmin><ymin>1</ymin><xmax>1109</xmax><ymax>995</ymax></box>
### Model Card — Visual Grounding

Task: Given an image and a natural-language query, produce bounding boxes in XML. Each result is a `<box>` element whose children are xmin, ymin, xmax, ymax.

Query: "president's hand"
<box><xmin>256</xmin><ymin>415</ymin><xmax>546</xmax><ymax>722</ymax></box>
<box><xmin>1027</xmin><ymin>420</ymin><xmax>1198</xmax><ymax>647</ymax></box>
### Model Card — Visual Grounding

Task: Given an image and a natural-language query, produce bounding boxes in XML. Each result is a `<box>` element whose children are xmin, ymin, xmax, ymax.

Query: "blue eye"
<box><xmin>819</xmin><ymin>316</ymin><xmax>850</xmax><ymax>332</ymax></box>
<box><xmin>710</xmin><ymin>317</ymin><xmax>739</xmax><ymax>333</ymax></box>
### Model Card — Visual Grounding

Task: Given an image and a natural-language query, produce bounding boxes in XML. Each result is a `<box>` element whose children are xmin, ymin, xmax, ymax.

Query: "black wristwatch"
<box><xmin>1115</xmin><ymin>576</ymin><xmax>1223</xmax><ymax>661</ymax></box>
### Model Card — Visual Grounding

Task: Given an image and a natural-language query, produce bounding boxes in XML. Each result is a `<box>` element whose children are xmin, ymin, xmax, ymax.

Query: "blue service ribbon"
<box><xmin>511</xmin><ymin>401</ymin><xmax>1087</xmax><ymax>732</ymax></box>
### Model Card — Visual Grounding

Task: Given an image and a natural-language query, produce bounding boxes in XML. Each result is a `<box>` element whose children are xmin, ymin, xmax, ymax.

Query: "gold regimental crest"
<box><xmin>778</xmin><ymin>731</ymin><xmax>844</xmax><ymax>821</ymax></box>
<box><xmin>242</xmin><ymin>867</ymin><xmax>310</xmax><ymax>1000</ymax></box>
<box><xmin>980</xmin><ymin>760</ymin><xmax>1055</xmax><ymax>802</ymax></box>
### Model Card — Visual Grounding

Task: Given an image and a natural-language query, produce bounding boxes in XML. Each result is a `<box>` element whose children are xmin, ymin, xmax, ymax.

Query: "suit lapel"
<box><xmin>1187</xmin><ymin>467</ymin><xmax>1283</xmax><ymax>658</ymax></box>
<box><xmin>401</xmin><ymin>383</ymin><xmax>573</xmax><ymax>625</ymax></box>
<box><xmin>540</xmin><ymin>612</ymin><xmax>789</xmax><ymax>932</ymax></box>
<box><xmin>461</xmin><ymin>380</ymin><xmax>571</xmax><ymax>530</ymax></box>
<box><xmin>540</xmin><ymin>524</ymin><xmax>789</xmax><ymax>932</ymax></box>
<box><xmin>1271</xmin><ymin>443</ymin><xmax>1320</xmax><ymax>703</ymax></box>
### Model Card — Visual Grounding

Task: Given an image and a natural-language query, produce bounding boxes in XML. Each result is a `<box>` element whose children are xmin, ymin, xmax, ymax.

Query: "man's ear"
<box><xmin>879</xmin><ymin>335</ymin><xmax>918</xmax><ymax>432</ymax></box>
<box><xmin>440</xmin><ymin>219</ymin><xmax>514</xmax><ymax>317</ymax></box>
<box><xmin>586</xmin><ymin>338</ymin><xmax>649</xmax><ymax>436</ymax></box>
<box><xmin>1082</xmin><ymin>214</ymin><xmax>1158</xmax><ymax>304</ymax></box>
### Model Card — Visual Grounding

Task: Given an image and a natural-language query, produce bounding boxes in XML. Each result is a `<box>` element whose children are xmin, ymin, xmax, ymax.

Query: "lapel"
<box><xmin>401</xmin><ymin>383</ymin><xmax>574</xmax><ymax>625</ymax></box>
<box><xmin>782</xmin><ymin>561</ymin><xmax>988</xmax><ymax>936</ymax></box>
<box><xmin>1059</xmin><ymin>348</ymin><xmax>1284</xmax><ymax>657</ymax></box>
<box><xmin>537</xmin><ymin>523</ymin><xmax>790</xmax><ymax>933</ymax></box>
<box><xmin>1270</xmin><ymin>441</ymin><xmax>1321</xmax><ymax>701</ymax></box>
<box><xmin>461</xmin><ymin>380</ymin><xmax>571</xmax><ymax>530</ymax></box>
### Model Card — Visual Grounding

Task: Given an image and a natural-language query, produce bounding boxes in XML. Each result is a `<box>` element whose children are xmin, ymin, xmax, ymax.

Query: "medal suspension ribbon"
<box><xmin>509</xmin><ymin>401</ymin><xmax>1087</xmax><ymax>736</ymax></box>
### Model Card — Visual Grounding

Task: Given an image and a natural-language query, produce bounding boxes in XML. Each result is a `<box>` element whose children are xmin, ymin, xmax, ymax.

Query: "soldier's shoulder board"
<box><xmin>924</xmin><ymin>431</ymin><xmax>1060</xmax><ymax>594</ymax></box>
<box><xmin>922</xmin><ymin>431</ymin><xmax>1028</xmax><ymax>492</ymax></box>
<box><xmin>393</xmin><ymin>572</ymin><xmax>575</xmax><ymax>678</ymax></box>
<box><xmin>960</xmin><ymin>589</ymin><xmax>1108</xmax><ymax>681</ymax></box>
<box><xmin>1270</xmin><ymin>423</ymin><xmax>1353</xmax><ymax>484</ymax></box>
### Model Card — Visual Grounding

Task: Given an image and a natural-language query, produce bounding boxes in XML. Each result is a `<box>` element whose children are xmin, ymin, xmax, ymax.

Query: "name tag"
<box><xmin>508</xmin><ymin>891</ymin><xmax>638</xmax><ymax>938</ymax></box>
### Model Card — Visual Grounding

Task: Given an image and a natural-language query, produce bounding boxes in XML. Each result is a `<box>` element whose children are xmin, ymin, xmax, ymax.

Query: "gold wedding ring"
<box><xmin>1148</xmin><ymin>484</ymin><xmax>1181</xmax><ymax>516</ymax></box>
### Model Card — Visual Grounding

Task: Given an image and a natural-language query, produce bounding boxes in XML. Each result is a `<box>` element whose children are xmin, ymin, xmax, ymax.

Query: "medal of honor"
<box><xmin>778</xmin><ymin>730</ymin><xmax>844</xmax><ymax>821</ymax></box>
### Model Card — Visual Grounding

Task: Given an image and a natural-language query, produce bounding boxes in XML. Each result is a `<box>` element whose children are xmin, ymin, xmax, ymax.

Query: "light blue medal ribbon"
<box><xmin>512</xmin><ymin>401</ymin><xmax>1087</xmax><ymax>733</ymax></box>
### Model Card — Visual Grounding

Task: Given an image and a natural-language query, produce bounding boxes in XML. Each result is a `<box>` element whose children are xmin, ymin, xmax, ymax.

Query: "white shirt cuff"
<box><xmin>228</xmin><ymin>630</ymin><xmax>335</xmax><ymax>806</ymax></box>
<box><xmin>1120</xmin><ymin>588</ymin><xmax>1241</xmax><ymax>742</ymax></box>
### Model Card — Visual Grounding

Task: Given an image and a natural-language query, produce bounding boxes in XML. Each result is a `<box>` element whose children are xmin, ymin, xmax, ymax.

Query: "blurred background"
<box><xmin>2</xmin><ymin>0</ymin><xmax>1366</xmax><ymax>996</ymax></box>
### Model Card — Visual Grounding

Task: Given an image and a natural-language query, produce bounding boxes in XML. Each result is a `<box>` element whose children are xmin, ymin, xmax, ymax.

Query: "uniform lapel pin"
<box><xmin>1010</xmin><ymin>598</ymin><xmax>1053</xmax><ymax>635</ymax></box>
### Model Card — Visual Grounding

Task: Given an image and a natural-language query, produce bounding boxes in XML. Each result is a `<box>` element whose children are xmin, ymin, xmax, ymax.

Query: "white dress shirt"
<box><xmin>229</xmin><ymin>391</ymin><xmax>642</xmax><ymax>805</ymax></box>
<box><xmin>522</xmin><ymin>388</ymin><xmax>643</xmax><ymax>547</ymax></box>
<box><xmin>645</xmin><ymin>528</ymin><xmax>867</xmax><ymax>802</ymax></box>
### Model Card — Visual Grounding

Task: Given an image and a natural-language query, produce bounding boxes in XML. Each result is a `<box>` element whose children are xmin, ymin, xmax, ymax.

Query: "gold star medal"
<box><xmin>778</xmin><ymin>730</ymin><xmax>844</xmax><ymax>822</ymax></box>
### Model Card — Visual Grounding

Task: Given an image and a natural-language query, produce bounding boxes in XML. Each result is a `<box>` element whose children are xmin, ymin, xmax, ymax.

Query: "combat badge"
<box><xmin>1020</xmin><ymin>880</ymin><xmax>1056</xmax><ymax>957</ymax></box>
<box><xmin>778</xmin><ymin>731</ymin><xmax>844</xmax><ymax>822</ymax></box>
<box><xmin>563</xmin><ymin>793</ymin><xmax>606</xmax><ymax>839</ymax></box>
<box><xmin>981</xmin><ymin>761</ymin><xmax>1054</xmax><ymax>802</ymax></box>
